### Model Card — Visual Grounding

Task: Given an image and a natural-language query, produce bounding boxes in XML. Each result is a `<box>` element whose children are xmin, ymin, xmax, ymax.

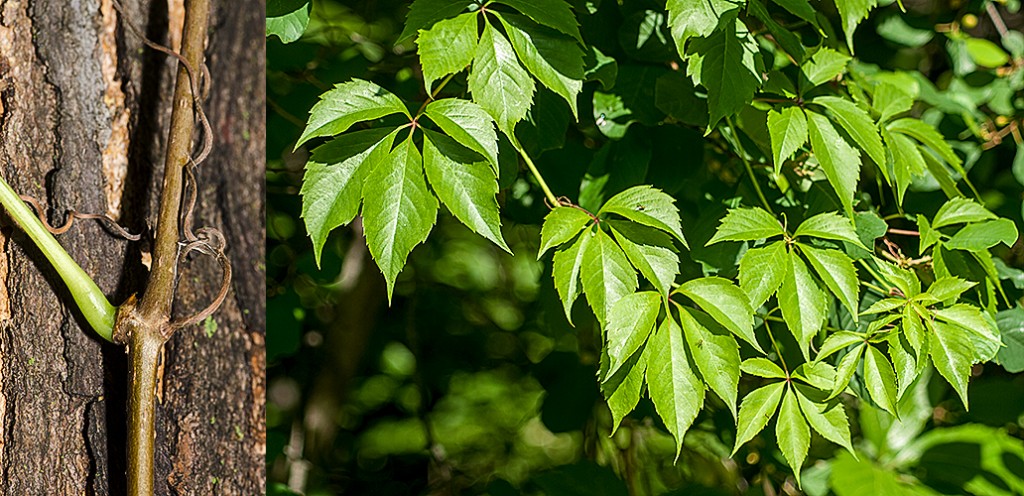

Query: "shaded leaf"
<box><xmin>581</xmin><ymin>228</ymin><xmax>639</xmax><ymax>326</ymax></box>
<box><xmin>610</xmin><ymin>221</ymin><xmax>680</xmax><ymax>296</ymax></box>
<box><xmin>425</xmin><ymin>98</ymin><xmax>500</xmax><ymax>169</ymax></box>
<box><xmin>606</xmin><ymin>292</ymin><xmax>661</xmax><ymax>378</ymax></box>
<box><xmin>497</xmin><ymin>13</ymin><xmax>585</xmax><ymax>118</ymax></box>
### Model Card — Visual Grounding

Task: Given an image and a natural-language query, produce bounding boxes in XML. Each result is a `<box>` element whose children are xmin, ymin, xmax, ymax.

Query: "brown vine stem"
<box><xmin>111</xmin><ymin>0</ymin><xmax>212</xmax><ymax>494</ymax></box>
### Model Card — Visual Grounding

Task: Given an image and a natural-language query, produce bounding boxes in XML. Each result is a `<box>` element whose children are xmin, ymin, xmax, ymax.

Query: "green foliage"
<box><xmin>270</xmin><ymin>0</ymin><xmax>1024</xmax><ymax>492</ymax></box>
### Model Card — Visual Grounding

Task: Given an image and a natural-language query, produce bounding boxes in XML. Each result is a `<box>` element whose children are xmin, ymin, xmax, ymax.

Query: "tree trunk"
<box><xmin>0</xmin><ymin>0</ymin><xmax>265</xmax><ymax>493</ymax></box>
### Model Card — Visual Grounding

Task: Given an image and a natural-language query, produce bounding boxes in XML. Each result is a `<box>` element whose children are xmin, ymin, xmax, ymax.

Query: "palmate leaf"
<box><xmin>581</xmin><ymin>228</ymin><xmax>638</xmax><ymax>326</ymax></box>
<box><xmin>605</xmin><ymin>291</ymin><xmax>660</xmax><ymax>378</ymax></box>
<box><xmin>416</xmin><ymin>13</ymin><xmax>479</xmax><ymax>93</ymax></box>
<box><xmin>801</xmin><ymin>48</ymin><xmax>852</xmax><ymax>88</ymax></box>
<box><xmin>424</xmin><ymin>98</ymin><xmax>500</xmax><ymax>170</ymax></box>
<box><xmin>807</xmin><ymin>110</ymin><xmax>862</xmax><ymax>217</ymax></box>
<box><xmin>296</xmin><ymin>79</ymin><xmax>410</xmax><ymax>148</ymax></box>
<box><xmin>494</xmin><ymin>0</ymin><xmax>582</xmax><ymax>43</ymax></box>
<box><xmin>945</xmin><ymin>219</ymin><xmax>1019</xmax><ymax>251</ymax></box>
<box><xmin>609</xmin><ymin>221</ymin><xmax>679</xmax><ymax>296</ymax></box>
<box><xmin>300</xmin><ymin>127</ymin><xmax>397</xmax><ymax>267</ymax></box>
<box><xmin>740</xmin><ymin>357</ymin><xmax>787</xmax><ymax>379</ymax></box>
<box><xmin>603</xmin><ymin>340</ymin><xmax>650</xmax><ymax>433</ymax></box>
<box><xmin>927</xmin><ymin>319</ymin><xmax>975</xmax><ymax>409</ymax></box>
<box><xmin>779</xmin><ymin>250</ymin><xmax>828</xmax><ymax>360</ymax></box>
<box><xmin>687</xmin><ymin>17</ymin><xmax>763</xmax><ymax>132</ymax></box>
<box><xmin>767</xmin><ymin>106</ymin><xmax>807</xmax><ymax>175</ymax></box>
<box><xmin>266</xmin><ymin>0</ymin><xmax>311</xmax><ymax>43</ymax></box>
<box><xmin>812</xmin><ymin>96</ymin><xmax>885</xmax><ymax>170</ymax></box>
<box><xmin>553</xmin><ymin>230</ymin><xmax>591</xmax><ymax>324</ymax></box>
<box><xmin>794</xmin><ymin>384</ymin><xmax>855</xmax><ymax>455</ymax></box>
<box><xmin>600</xmin><ymin>186</ymin><xmax>687</xmax><ymax>245</ymax></box>
<box><xmin>931</xmin><ymin>198</ymin><xmax>996</xmax><ymax>228</ymax></box>
<box><xmin>497</xmin><ymin>13</ymin><xmax>584</xmax><ymax>119</ymax></box>
<box><xmin>666</xmin><ymin>0</ymin><xmax>742</xmax><ymax>55</ymax></box>
<box><xmin>678</xmin><ymin>277</ymin><xmax>763</xmax><ymax>352</ymax></box>
<box><xmin>422</xmin><ymin>130</ymin><xmax>510</xmax><ymax>252</ymax></box>
<box><xmin>647</xmin><ymin>316</ymin><xmax>705</xmax><ymax>459</ymax></box>
<box><xmin>739</xmin><ymin>240</ymin><xmax>787</xmax><ymax>308</ymax></box>
<box><xmin>793</xmin><ymin>211</ymin><xmax>867</xmax><ymax>248</ymax></box>
<box><xmin>882</xmin><ymin>127</ymin><xmax>926</xmax><ymax>205</ymax></box>
<box><xmin>798</xmin><ymin>243</ymin><xmax>860</xmax><ymax>319</ymax></box>
<box><xmin>777</xmin><ymin>386</ymin><xmax>811</xmax><ymax>484</ymax></box>
<box><xmin>863</xmin><ymin>344</ymin><xmax>899</xmax><ymax>416</ymax></box>
<box><xmin>539</xmin><ymin>207</ymin><xmax>592</xmax><ymax>259</ymax></box>
<box><xmin>469</xmin><ymin>22</ymin><xmax>536</xmax><ymax>135</ymax></box>
<box><xmin>362</xmin><ymin>135</ymin><xmax>439</xmax><ymax>302</ymax></box>
<box><xmin>681</xmin><ymin>308</ymin><xmax>741</xmax><ymax>417</ymax></box>
<box><xmin>834</xmin><ymin>0</ymin><xmax>878</xmax><ymax>52</ymax></box>
<box><xmin>707</xmin><ymin>207</ymin><xmax>785</xmax><ymax>244</ymax></box>
<box><xmin>733</xmin><ymin>381</ymin><xmax>785</xmax><ymax>455</ymax></box>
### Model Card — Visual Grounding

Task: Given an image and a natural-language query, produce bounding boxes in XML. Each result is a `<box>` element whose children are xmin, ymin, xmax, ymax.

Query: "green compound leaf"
<box><xmin>666</xmin><ymin>0</ymin><xmax>742</xmax><ymax>55</ymax></box>
<box><xmin>539</xmin><ymin>206</ymin><xmax>593</xmax><ymax>259</ymax></box>
<box><xmin>807</xmin><ymin>110</ymin><xmax>862</xmax><ymax>217</ymax></box>
<box><xmin>707</xmin><ymin>207</ymin><xmax>785</xmax><ymax>244</ymax></box>
<box><xmin>581</xmin><ymin>228</ymin><xmax>639</xmax><ymax>326</ymax></box>
<box><xmin>931</xmin><ymin>198</ymin><xmax>997</xmax><ymax>229</ymax></box>
<box><xmin>300</xmin><ymin>127</ymin><xmax>397</xmax><ymax>267</ymax></box>
<box><xmin>793</xmin><ymin>211</ymin><xmax>867</xmax><ymax>249</ymax></box>
<box><xmin>605</xmin><ymin>291</ymin><xmax>661</xmax><ymax>378</ymax></box>
<box><xmin>600</xmin><ymin>185</ymin><xmax>687</xmax><ymax>246</ymax></box>
<box><xmin>739</xmin><ymin>240</ymin><xmax>787</xmax><ymax>308</ymax></box>
<box><xmin>297</xmin><ymin>79</ymin><xmax>409</xmax><ymax>148</ymax></box>
<box><xmin>883</xmin><ymin>127</ymin><xmax>927</xmax><ymax>205</ymax></box>
<box><xmin>603</xmin><ymin>340</ymin><xmax>650</xmax><ymax>433</ymax></box>
<box><xmin>733</xmin><ymin>381</ymin><xmax>786</xmax><ymax>455</ymax></box>
<box><xmin>681</xmin><ymin>308</ymin><xmax>741</xmax><ymax>417</ymax></box>
<box><xmin>469</xmin><ymin>22</ymin><xmax>536</xmax><ymax>136</ymax></box>
<box><xmin>830</xmin><ymin>343</ymin><xmax>865</xmax><ymax>399</ymax></box>
<box><xmin>779</xmin><ymin>250</ymin><xmax>828</xmax><ymax>360</ymax></box>
<box><xmin>494</xmin><ymin>0</ymin><xmax>582</xmax><ymax>43</ymax></box>
<box><xmin>425</xmin><ymin>98</ymin><xmax>500</xmax><ymax>170</ymax></box>
<box><xmin>816</xmin><ymin>331</ymin><xmax>866</xmax><ymax>361</ymax></box>
<box><xmin>416</xmin><ymin>13</ymin><xmax>479</xmax><ymax>93</ymax></box>
<box><xmin>798</xmin><ymin>243</ymin><xmax>860</xmax><ymax>319</ymax></box>
<box><xmin>767</xmin><ymin>106</ymin><xmax>808</xmax><ymax>175</ymax></box>
<box><xmin>553</xmin><ymin>230</ymin><xmax>592</xmax><ymax>324</ymax></box>
<box><xmin>777</xmin><ymin>386</ymin><xmax>811</xmax><ymax>484</ymax></box>
<box><xmin>932</xmin><ymin>304</ymin><xmax>1002</xmax><ymax>362</ymax></box>
<box><xmin>863</xmin><ymin>344</ymin><xmax>899</xmax><ymax>416</ymax></box>
<box><xmin>812</xmin><ymin>96</ymin><xmax>886</xmax><ymax>169</ymax></box>
<box><xmin>834</xmin><ymin>0</ymin><xmax>878</xmax><ymax>52</ymax></box>
<box><xmin>398</xmin><ymin>0</ymin><xmax>476</xmax><ymax>43</ymax></box>
<box><xmin>928</xmin><ymin>319</ymin><xmax>975</xmax><ymax>410</ymax></box>
<box><xmin>610</xmin><ymin>221</ymin><xmax>680</xmax><ymax>296</ymax></box>
<box><xmin>945</xmin><ymin>219</ymin><xmax>1019</xmax><ymax>251</ymax></box>
<box><xmin>802</xmin><ymin>47</ymin><xmax>852</xmax><ymax>88</ymax></box>
<box><xmin>687</xmin><ymin>19</ymin><xmax>763</xmax><ymax>131</ymax></box>
<box><xmin>678</xmin><ymin>277</ymin><xmax>763</xmax><ymax>353</ymax></box>
<box><xmin>497</xmin><ymin>13</ymin><xmax>584</xmax><ymax>119</ymax></box>
<box><xmin>266</xmin><ymin>0</ymin><xmax>311</xmax><ymax>43</ymax></box>
<box><xmin>794</xmin><ymin>384</ymin><xmax>855</xmax><ymax>455</ymax></box>
<box><xmin>740</xmin><ymin>357</ymin><xmax>787</xmax><ymax>379</ymax></box>
<box><xmin>771</xmin><ymin>0</ymin><xmax>821</xmax><ymax>30</ymax></box>
<box><xmin>888</xmin><ymin>118</ymin><xmax>965</xmax><ymax>176</ymax></box>
<box><xmin>648</xmin><ymin>316</ymin><xmax>705</xmax><ymax>460</ymax></box>
<box><xmin>923</xmin><ymin>277</ymin><xmax>976</xmax><ymax>303</ymax></box>
<box><xmin>362</xmin><ymin>135</ymin><xmax>439</xmax><ymax>302</ymax></box>
<box><xmin>422</xmin><ymin>130</ymin><xmax>509</xmax><ymax>253</ymax></box>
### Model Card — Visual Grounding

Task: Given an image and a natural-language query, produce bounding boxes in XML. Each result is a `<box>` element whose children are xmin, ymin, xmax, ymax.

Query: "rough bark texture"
<box><xmin>0</xmin><ymin>0</ymin><xmax>265</xmax><ymax>493</ymax></box>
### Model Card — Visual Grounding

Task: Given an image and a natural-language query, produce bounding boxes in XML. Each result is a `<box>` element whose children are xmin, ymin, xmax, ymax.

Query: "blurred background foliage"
<box><xmin>267</xmin><ymin>0</ymin><xmax>1024</xmax><ymax>494</ymax></box>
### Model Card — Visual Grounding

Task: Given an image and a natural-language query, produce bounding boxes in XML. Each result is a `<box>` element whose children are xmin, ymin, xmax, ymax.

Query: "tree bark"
<box><xmin>0</xmin><ymin>0</ymin><xmax>265</xmax><ymax>493</ymax></box>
